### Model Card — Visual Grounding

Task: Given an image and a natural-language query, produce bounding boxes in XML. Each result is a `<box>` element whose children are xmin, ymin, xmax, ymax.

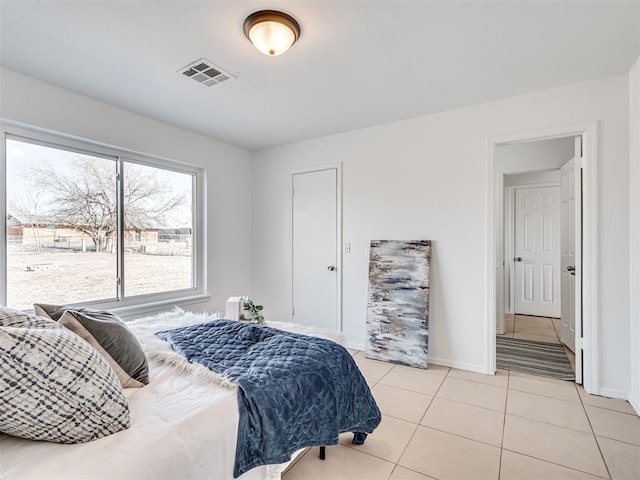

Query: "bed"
<box><xmin>0</xmin><ymin>308</ymin><xmax>379</xmax><ymax>480</ymax></box>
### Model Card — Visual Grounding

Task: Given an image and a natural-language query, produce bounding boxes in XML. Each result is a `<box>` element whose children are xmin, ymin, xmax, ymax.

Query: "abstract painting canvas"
<box><xmin>365</xmin><ymin>240</ymin><xmax>431</xmax><ymax>368</ymax></box>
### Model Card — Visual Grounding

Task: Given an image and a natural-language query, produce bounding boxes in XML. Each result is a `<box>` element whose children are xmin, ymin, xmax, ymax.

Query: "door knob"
<box><xmin>566</xmin><ymin>265</ymin><xmax>575</xmax><ymax>272</ymax></box>
<box><xmin>514</xmin><ymin>257</ymin><xmax>522</xmax><ymax>262</ymax></box>
<box><xmin>327</xmin><ymin>265</ymin><xmax>336</xmax><ymax>271</ymax></box>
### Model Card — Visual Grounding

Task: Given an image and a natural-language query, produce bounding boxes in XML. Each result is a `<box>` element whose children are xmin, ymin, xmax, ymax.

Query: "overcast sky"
<box><xmin>6</xmin><ymin>138</ymin><xmax>193</xmax><ymax>228</ymax></box>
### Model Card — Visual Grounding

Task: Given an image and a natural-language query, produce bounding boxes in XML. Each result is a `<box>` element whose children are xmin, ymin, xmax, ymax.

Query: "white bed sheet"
<box><xmin>0</xmin><ymin>360</ymin><xmax>281</xmax><ymax>480</ymax></box>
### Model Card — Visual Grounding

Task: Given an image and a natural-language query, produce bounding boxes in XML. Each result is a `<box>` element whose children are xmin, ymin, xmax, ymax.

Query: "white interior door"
<box><xmin>514</xmin><ymin>186</ymin><xmax>561</xmax><ymax>317</ymax></box>
<box><xmin>561</xmin><ymin>140</ymin><xmax>582</xmax><ymax>354</ymax></box>
<box><xmin>292</xmin><ymin>168</ymin><xmax>339</xmax><ymax>331</ymax></box>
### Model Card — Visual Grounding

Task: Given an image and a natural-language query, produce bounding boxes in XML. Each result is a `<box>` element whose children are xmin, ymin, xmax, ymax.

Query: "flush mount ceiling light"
<box><xmin>243</xmin><ymin>10</ymin><xmax>301</xmax><ymax>56</ymax></box>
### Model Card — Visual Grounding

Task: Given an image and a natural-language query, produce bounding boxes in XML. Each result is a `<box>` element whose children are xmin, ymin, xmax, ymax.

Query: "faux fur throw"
<box><xmin>127</xmin><ymin>308</ymin><xmax>344</xmax><ymax>390</ymax></box>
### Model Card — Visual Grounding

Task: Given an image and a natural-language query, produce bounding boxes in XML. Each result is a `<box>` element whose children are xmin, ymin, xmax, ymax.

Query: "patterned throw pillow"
<box><xmin>0</xmin><ymin>306</ymin><xmax>52</xmax><ymax>328</ymax></box>
<box><xmin>33</xmin><ymin>304</ymin><xmax>149</xmax><ymax>388</ymax></box>
<box><xmin>0</xmin><ymin>323</ymin><xmax>130</xmax><ymax>443</ymax></box>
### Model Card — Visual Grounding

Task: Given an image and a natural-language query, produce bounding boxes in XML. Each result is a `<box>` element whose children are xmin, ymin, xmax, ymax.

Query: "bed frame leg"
<box><xmin>319</xmin><ymin>446</ymin><xmax>326</xmax><ymax>460</ymax></box>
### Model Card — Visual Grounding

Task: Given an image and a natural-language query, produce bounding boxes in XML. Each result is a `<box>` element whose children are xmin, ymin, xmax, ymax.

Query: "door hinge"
<box><xmin>292</xmin><ymin>306</ymin><xmax>295</xmax><ymax>317</ymax></box>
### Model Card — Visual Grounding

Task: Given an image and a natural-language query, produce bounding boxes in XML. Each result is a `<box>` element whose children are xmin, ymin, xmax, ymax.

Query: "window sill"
<box><xmin>110</xmin><ymin>294</ymin><xmax>212</xmax><ymax>320</ymax></box>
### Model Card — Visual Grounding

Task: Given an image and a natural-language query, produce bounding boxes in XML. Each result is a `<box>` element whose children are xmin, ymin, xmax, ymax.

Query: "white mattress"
<box><xmin>0</xmin><ymin>360</ymin><xmax>281</xmax><ymax>480</ymax></box>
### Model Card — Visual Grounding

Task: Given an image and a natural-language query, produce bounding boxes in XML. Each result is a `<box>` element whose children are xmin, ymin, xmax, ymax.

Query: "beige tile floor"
<box><xmin>283</xmin><ymin>351</ymin><xmax>640</xmax><ymax>480</ymax></box>
<box><xmin>498</xmin><ymin>314</ymin><xmax>576</xmax><ymax>370</ymax></box>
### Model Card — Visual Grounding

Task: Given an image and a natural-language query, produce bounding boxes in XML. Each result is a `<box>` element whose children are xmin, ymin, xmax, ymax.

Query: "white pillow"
<box><xmin>0</xmin><ymin>323</ymin><xmax>131</xmax><ymax>443</ymax></box>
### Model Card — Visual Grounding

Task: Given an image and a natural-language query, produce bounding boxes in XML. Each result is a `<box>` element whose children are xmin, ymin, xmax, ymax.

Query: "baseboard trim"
<box><xmin>628</xmin><ymin>392</ymin><xmax>640</xmax><ymax>416</ymax></box>
<box><xmin>345</xmin><ymin>349</ymin><xmax>492</xmax><ymax>376</ymax></box>
<box><xmin>593</xmin><ymin>387</ymin><xmax>629</xmax><ymax>401</ymax></box>
<box><xmin>428</xmin><ymin>356</ymin><xmax>490</xmax><ymax>374</ymax></box>
<box><xmin>345</xmin><ymin>342</ymin><xmax>365</xmax><ymax>352</ymax></box>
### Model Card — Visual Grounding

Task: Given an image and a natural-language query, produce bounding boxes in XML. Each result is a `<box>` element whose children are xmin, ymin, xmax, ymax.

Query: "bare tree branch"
<box><xmin>18</xmin><ymin>157</ymin><xmax>186</xmax><ymax>252</ymax></box>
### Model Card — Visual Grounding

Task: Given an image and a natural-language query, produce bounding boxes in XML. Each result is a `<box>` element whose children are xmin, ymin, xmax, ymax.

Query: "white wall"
<box><xmin>252</xmin><ymin>75</ymin><xmax>631</xmax><ymax>396</ymax></box>
<box><xmin>504</xmin><ymin>170</ymin><xmax>561</xmax><ymax>188</ymax></box>
<box><xmin>0</xmin><ymin>67</ymin><xmax>254</xmax><ymax>314</ymax></box>
<box><xmin>629</xmin><ymin>56</ymin><xmax>640</xmax><ymax>413</ymax></box>
<box><xmin>498</xmin><ymin>137</ymin><xmax>575</xmax><ymax>178</ymax></box>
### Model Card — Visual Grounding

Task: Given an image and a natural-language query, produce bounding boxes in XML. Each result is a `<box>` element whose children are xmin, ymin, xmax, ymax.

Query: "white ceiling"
<box><xmin>1</xmin><ymin>1</ymin><xmax>639</xmax><ymax>151</ymax></box>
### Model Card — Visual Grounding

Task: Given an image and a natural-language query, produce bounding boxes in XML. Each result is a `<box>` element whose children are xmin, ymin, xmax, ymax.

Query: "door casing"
<box><xmin>487</xmin><ymin>122</ymin><xmax>597</xmax><ymax>392</ymax></box>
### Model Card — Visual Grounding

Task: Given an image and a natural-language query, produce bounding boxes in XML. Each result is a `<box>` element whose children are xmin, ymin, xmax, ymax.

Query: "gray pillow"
<box><xmin>33</xmin><ymin>303</ymin><xmax>68</xmax><ymax>320</ymax></box>
<box><xmin>0</xmin><ymin>323</ymin><xmax>130</xmax><ymax>443</ymax></box>
<box><xmin>34</xmin><ymin>304</ymin><xmax>149</xmax><ymax>388</ymax></box>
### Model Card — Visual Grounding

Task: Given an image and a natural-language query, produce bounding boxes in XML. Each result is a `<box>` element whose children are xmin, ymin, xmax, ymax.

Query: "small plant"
<box><xmin>242</xmin><ymin>297</ymin><xmax>265</xmax><ymax>326</ymax></box>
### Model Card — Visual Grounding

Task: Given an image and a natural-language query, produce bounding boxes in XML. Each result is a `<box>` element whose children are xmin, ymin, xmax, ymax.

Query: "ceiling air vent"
<box><xmin>178</xmin><ymin>58</ymin><xmax>235</xmax><ymax>87</ymax></box>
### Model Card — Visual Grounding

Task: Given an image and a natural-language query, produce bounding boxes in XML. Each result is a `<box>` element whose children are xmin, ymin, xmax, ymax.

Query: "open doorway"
<box><xmin>487</xmin><ymin>122</ymin><xmax>598</xmax><ymax>392</ymax></box>
<box><xmin>497</xmin><ymin>138</ymin><xmax>576</xmax><ymax>380</ymax></box>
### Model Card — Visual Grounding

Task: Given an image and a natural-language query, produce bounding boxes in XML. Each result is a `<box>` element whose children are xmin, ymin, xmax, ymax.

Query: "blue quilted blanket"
<box><xmin>156</xmin><ymin>320</ymin><xmax>381</xmax><ymax>477</ymax></box>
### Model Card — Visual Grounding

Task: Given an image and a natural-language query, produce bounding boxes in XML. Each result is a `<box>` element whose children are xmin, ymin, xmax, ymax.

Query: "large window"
<box><xmin>4</xmin><ymin>134</ymin><xmax>199</xmax><ymax>310</ymax></box>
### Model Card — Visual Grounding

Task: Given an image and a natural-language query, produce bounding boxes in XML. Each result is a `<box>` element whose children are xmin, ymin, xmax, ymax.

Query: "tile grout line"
<box><xmin>351</xmin><ymin>359</ymin><xmax>442</xmax><ymax>476</ymax></box>
<box><xmin>387</xmin><ymin>464</ymin><xmax>437</xmax><ymax>480</ymax></box>
<box><xmin>447</xmin><ymin>372</ymin><xmax>509</xmax><ymax>388</ymax></box>
<box><xmin>280</xmin><ymin>447</ymin><xmax>311</xmax><ymax>478</ymax></box>
<box><xmin>336</xmin><ymin>413</ymin><xmax>423</xmax><ymax>473</ymax></box>
<box><xmin>576</xmin><ymin>382</ymin><xmax>613</xmax><ymax>480</ymax></box>
<box><xmin>428</xmin><ymin>390</ymin><xmax>506</xmax><ymax>414</ymax></box>
<box><xmin>414</xmin><ymin>425</ymin><xmax>503</xmax><ymax>449</ymax></box>
<box><xmin>497</xmin><ymin>370</ymin><xmax>511</xmax><ymax>480</ymax></box>
<box><xmin>507</xmin><ymin>385</ymin><xmax>582</xmax><ymax>404</ymax></box>
<box><xmin>510</xmin><ymin>314</ymin><xmax>561</xmax><ymax>343</ymax></box>
<box><xmin>385</xmin><ymin>367</ymin><xmax>451</xmax><ymax>474</ymax></box>
<box><xmin>503</xmin><ymin>411</ymin><xmax>593</xmax><ymax>434</ymax></box>
<box><xmin>500</xmin><ymin>448</ymin><xmax>611</xmax><ymax>480</ymax></box>
<box><xmin>584</xmin><ymin>402</ymin><xmax>640</xmax><ymax>418</ymax></box>
<box><xmin>377</xmin><ymin>379</ymin><xmax>448</xmax><ymax>395</ymax></box>
<box><xmin>330</xmin><ymin>442</ymin><xmax>402</xmax><ymax>472</ymax></box>
<box><xmin>375</xmin><ymin>362</ymin><xmax>397</xmax><ymax>385</ymax></box>
<box><xmin>388</xmin><ymin>421</ymin><xmax>421</xmax><ymax>478</ymax></box>
<box><xmin>416</xmin><ymin>366</ymin><xmax>450</xmax><ymax>425</ymax></box>
<box><xmin>394</xmin><ymin>367</ymin><xmax>462</xmax><ymax>478</ymax></box>
<box><xmin>434</xmin><ymin>376</ymin><xmax>509</xmax><ymax>415</ymax></box>
<box><xmin>502</xmin><ymin>369</ymin><xmax>612</xmax><ymax>480</ymax></box>
<box><xmin>591</xmin><ymin>433</ymin><xmax>640</xmax><ymax>448</ymax></box>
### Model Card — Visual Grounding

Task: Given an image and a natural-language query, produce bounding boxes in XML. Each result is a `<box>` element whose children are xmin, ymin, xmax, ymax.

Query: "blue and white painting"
<box><xmin>365</xmin><ymin>240</ymin><xmax>431</xmax><ymax>369</ymax></box>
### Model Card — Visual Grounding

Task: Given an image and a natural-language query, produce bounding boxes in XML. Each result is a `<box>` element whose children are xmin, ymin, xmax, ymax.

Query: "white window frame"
<box><xmin>1</xmin><ymin>122</ymin><xmax>208</xmax><ymax>316</ymax></box>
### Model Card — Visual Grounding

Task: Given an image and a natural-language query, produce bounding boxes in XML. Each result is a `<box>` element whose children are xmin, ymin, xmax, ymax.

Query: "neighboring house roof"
<box><xmin>6</xmin><ymin>213</ymin><xmax>60</xmax><ymax>227</ymax></box>
<box><xmin>6</xmin><ymin>214</ymin><xmax>23</xmax><ymax>227</ymax></box>
<box><xmin>7</xmin><ymin>214</ymin><xmax>187</xmax><ymax>232</ymax></box>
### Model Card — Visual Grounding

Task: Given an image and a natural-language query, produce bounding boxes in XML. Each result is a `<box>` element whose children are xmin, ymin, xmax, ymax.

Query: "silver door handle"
<box><xmin>327</xmin><ymin>265</ymin><xmax>336</xmax><ymax>271</ymax></box>
<box><xmin>567</xmin><ymin>265</ymin><xmax>575</xmax><ymax>272</ymax></box>
<box><xmin>514</xmin><ymin>257</ymin><xmax>522</xmax><ymax>262</ymax></box>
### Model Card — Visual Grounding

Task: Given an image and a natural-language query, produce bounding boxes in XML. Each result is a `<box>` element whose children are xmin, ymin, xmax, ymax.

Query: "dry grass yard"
<box><xmin>7</xmin><ymin>251</ymin><xmax>192</xmax><ymax>310</ymax></box>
